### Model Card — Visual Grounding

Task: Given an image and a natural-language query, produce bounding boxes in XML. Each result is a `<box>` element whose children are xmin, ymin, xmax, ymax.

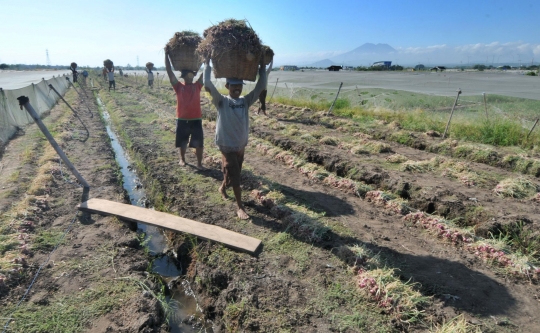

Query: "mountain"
<box><xmin>329</xmin><ymin>43</ymin><xmax>397</xmax><ymax>66</ymax></box>
<box><xmin>308</xmin><ymin>59</ymin><xmax>336</xmax><ymax>68</ymax></box>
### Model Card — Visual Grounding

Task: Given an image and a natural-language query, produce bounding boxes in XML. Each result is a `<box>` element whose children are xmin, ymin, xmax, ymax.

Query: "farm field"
<box><xmin>1</xmin><ymin>70</ymin><xmax>540</xmax><ymax>332</ymax></box>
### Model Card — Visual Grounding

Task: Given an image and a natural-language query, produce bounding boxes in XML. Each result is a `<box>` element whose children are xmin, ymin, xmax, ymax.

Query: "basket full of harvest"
<box><xmin>146</xmin><ymin>62</ymin><xmax>154</xmax><ymax>70</ymax></box>
<box><xmin>166</xmin><ymin>31</ymin><xmax>202</xmax><ymax>72</ymax></box>
<box><xmin>103</xmin><ymin>59</ymin><xmax>113</xmax><ymax>69</ymax></box>
<box><xmin>70</xmin><ymin>62</ymin><xmax>77</xmax><ymax>69</ymax></box>
<box><xmin>197</xmin><ymin>19</ymin><xmax>263</xmax><ymax>81</ymax></box>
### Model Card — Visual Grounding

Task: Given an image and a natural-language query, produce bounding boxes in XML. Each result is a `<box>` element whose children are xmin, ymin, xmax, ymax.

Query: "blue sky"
<box><xmin>1</xmin><ymin>0</ymin><xmax>539</xmax><ymax>67</ymax></box>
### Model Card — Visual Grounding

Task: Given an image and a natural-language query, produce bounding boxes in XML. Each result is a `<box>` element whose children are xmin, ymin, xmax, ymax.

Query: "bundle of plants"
<box><xmin>262</xmin><ymin>45</ymin><xmax>274</xmax><ymax>65</ymax></box>
<box><xmin>70</xmin><ymin>62</ymin><xmax>77</xmax><ymax>69</ymax></box>
<box><xmin>197</xmin><ymin>19</ymin><xmax>262</xmax><ymax>81</ymax></box>
<box><xmin>103</xmin><ymin>59</ymin><xmax>113</xmax><ymax>69</ymax></box>
<box><xmin>166</xmin><ymin>31</ymin><xmax>202</xmax><ymax>72</ymax></box>
<box><xmin>146</xmin><ymin>62</ymin><xmax>154</xmax><ymax>70</ymax></box>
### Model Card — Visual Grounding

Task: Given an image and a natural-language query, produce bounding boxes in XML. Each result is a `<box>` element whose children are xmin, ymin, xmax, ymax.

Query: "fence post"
<box><xmin>442</xmin><ymin>88</ymin><xmax>462</xmax><ymax>139</ymax></box>
<box><xmin>268</xmin><ymin>78</ymin><xmax>279</xmax><ymax>103</ymax></box>
<box><xmin>527</xmin><ymin>118</ymin><xmax>539</xmax><ymax>139</ymax></box>
<box><xmin>17</xmin><ymin>96</ymin><xmax>90</xmax><ymax>188</ymax></box>
<box><xmin>326</xmin><ymin>82</ymin><xmax>343</xmax><ymax>116</ymax></box>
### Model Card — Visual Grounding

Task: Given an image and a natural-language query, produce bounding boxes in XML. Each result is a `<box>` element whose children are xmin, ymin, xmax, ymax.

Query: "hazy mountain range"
<box><xmin>306</xmin><ymin>42</ymin><xmax>538</xmax><ymax>67</ymax></box>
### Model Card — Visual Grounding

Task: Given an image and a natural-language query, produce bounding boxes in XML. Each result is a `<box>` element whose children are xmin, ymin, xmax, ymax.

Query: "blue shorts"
<box><xmin>175</xmin><ymin>119</ymin><xmax>204</xmax><ymax>149</ymax></box>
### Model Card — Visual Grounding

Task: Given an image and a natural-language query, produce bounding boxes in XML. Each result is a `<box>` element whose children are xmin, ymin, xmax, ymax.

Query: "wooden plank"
<box><xmin>78</xmin><ymin>198</ymin><xmax>261</xmax><ymax>254</ymax></box>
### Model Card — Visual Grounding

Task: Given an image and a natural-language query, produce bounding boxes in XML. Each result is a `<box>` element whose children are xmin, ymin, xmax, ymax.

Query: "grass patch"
<box><xmin>493</xmin><ymin>177</ymin><xmax>538</xmax><ymax>198</ymax></box>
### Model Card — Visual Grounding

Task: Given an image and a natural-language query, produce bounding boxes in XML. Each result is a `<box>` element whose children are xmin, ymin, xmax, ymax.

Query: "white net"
<box><xmin>0</xmin><ymin>74</ymin><xmax>72</xmax><ymax>145</ymax></box>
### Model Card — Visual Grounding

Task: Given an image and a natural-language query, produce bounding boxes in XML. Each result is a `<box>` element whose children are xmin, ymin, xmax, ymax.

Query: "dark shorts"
<box><xmin>175</xmin><ymin>119</ymin><xmax>204</xmax><ymax>149</ymax></box>
<box><xmin>148</xmin><ymin>80</ymin><xmax>154</xmax><ymax>86</ymax></box>
<box><xmin>108</xmin><ymin>80</ymin><xmax>115</xmax><ymax>89</ymax></box>
<box><xmin>221</xmin><ymin>150</ymin><xmax>244</xmax><ymax>188</ymax></box>
<box><xmin>258</xmin><ymin>89</ymin><xmax>268</xmax><ymax>111</ymax></box>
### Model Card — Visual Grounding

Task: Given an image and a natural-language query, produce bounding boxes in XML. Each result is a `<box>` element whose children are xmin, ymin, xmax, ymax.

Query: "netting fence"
<box><xmin>0</xmin><ymin>74</ymin><xmax>73</xmax><ymax>146</ymax></box>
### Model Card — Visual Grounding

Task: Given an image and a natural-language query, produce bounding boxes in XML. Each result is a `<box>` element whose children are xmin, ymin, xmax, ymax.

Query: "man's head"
<box><xmin>181</xmin><ymin>70</ymin><xmax>196</xmax><ymax>83</ymax></box>
<box><xmin>225</xmin><ymin>78</ymin><xmax>245</xmax><ymax>98</ymax></box>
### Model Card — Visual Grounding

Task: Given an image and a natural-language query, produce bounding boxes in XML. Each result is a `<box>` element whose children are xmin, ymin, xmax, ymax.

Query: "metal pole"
<box><xmin>268</xmin><ymin>78</ymin><xmax>279</xmax><ymax>103</ymax></box>
<box><xmin>326</xmin><ymin>82</ymin><xmax>343</xmax><ymax>116</ymax></box>
<box><xmin>16</xmin><ymin>96</ymin><xmax>90</xmax><ymax>188</ymax></box>
<box><xmin>66</xmin><ymin>77</ymin><xmax>87</xmax><ymax>98</ymax></box>
<box><xmin>48</xmin><ymin>84</ymin><xmax>90</xmax><ymax>139</ymax></box>
<box><xmin>527</xmin><ymin>118</ymin><xmax>539</xmax><ymax>139</ymax></box>
<box><xmin>66</xmin><ymin>78</ymin><xmax>93</xmax><ymax>117</ymax></box>
<box><xmin>442</xmin><ymin>88</ymin><xmax>462</xmax><ymax>139</ymax></box>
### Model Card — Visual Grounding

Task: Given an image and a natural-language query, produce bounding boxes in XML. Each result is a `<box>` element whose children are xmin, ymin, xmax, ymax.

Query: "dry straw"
<box><xmin>166</xmin><ymin>31</ymin><xmax>203</xmax><ymax>71</ymax></box>
<box><xmin>197</xmin><ymin>19</ymin><xmax>263</xmax><ymax>81</ymax></box>
<box><xmin>103</xmin><ymin>59</ymin><xmax>113</xmax><ymax>69</ymax></box>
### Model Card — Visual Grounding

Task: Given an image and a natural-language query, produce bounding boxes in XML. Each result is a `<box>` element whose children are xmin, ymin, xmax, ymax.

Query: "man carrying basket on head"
<box><xmin>203</xmin><ymin>57</ymin><xmax>267</xmax><ymax>220</ymax></box>
<box><xmin>165</xmin><ymin>46</ymin><xmax>204</xmax><ymax>170</ymax></box>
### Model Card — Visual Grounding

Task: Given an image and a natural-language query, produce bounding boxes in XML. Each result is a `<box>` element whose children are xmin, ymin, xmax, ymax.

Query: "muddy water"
<box><xmin>95</xmin><ymin>95</ymin><xmax>211</xmax><ymax>332</ymax></box>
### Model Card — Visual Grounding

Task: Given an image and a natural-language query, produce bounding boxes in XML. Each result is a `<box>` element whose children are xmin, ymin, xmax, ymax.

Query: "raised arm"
<box><xmin>245</xmin><ymin>61</ymin><xmax>267</xmax><ymax>107</ymax></box>
<box><xmin>164</xmin><ymin>48</ymin><xmax>178</xmax><ymax>86</ymax></box>
<box><xmin>204</xmin><ymin>60</ymin><xmax>222</xmax><ymax>107</ymax></box>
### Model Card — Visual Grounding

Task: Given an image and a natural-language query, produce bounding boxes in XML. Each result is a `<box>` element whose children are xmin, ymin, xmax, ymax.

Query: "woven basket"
<box><xmin>212</xmin><ymin>49</ymin><xmax>261</xmax><ymax>81</ymax></box>
<box><xmin>146</xmin><ymin>62</ymin><xmax>154</xmax><ymax>69</ymax></box>
<box><xmin>70</xmin><ymin>62</ymin><xmax>77</xmax><ymax>69</ymax></box>
<box><xmin>169</xmin><ymin>45</ymin><xmax>201</xmax><ymax>72</ymax></box>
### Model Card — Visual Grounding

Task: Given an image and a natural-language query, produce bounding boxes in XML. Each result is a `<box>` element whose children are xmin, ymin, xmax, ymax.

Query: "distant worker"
<box><xmin>106</xmin><ymin>66</ymin><xmax>115</xmax><ymax>91</ymax></box>
<box><xmin>118</xmin><ymin>67</ymin><xmax>123</xmax><ymax>77</ymax></box>
<box><xmin>81</xmin><ymin>70</ymin><xmax>88</xmax><ymax>85</ymax></box>
<box><xmin>257</xmin><ymin>59</ymin><xmax>273</xmax><ymax>116</ymax></box>
<box><xmin>145</xmin><ymin>67</ymin><xmax>154</xmax><ymax>88</ymax></box>
<box><xmin>69</xmin><ymin>65</ymin><xmax>79</xmax><ymax>83</ymax></box>
<box><xmin>102</xmin><ymin>67</ymin><xmax>107</xmax><ymax>81</ymax></box>
<box><xmin>165</xmin><ymin>46</ymin><xmax>204</xmax><ymax>170</ymax></box>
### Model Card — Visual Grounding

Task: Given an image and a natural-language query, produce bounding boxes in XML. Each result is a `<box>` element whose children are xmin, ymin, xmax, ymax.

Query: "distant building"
<box><xmin>327</xmin><ymin>65</ymin><xmax>343</xmax><ymax>71</ymax></box>
<box><xmin>414</xmin><ymin>64</ymin><xmax>425</xmax><ymax>70</ymax></box>
<box><xmin>280</xmin><ymin>65</ymin><xmax>298</xmax><ymax>71</ymax></box>
<box><xmin>372</xmin><ymin>61</ymin><xmax>392</xmax><ymax>68</ymax></box>
<box><xmin>430</xmin><ymin>66</ymin><xmax>446</xmax><ymax>72</ymax></box>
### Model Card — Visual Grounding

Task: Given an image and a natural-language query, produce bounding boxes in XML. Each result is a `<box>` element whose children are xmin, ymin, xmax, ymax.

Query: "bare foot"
<box><xmin>196</xmin><ymin>164</ymin><xmax>205</xmax><ymax>170</ymax></box>
<box><xmin>237</xmin><ymin>208</ymin><xmax>249</xmax><ymax>220</ymax></box>
<box><xmin>179</xmin><ymin>160</ymin><xmax>186</xmax><ymax>166</ymax></box>
<box><xmin>219</xmin><ymin>185</ymin><xmax>229</xmax><ymax>200</ymax></box>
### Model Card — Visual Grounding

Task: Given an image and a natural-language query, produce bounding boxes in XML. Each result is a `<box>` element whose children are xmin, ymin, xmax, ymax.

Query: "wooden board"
<box><xmin>78</xmin><ymin>198</ymin><xmax>261</xmax><ymax>254</ymax></box>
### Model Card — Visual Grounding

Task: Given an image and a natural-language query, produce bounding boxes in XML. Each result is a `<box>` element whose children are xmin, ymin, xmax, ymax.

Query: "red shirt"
<box><xmin>174</xmin><ymin>81</ymin><xmax>202</xmax><ymax>120</ymax></box>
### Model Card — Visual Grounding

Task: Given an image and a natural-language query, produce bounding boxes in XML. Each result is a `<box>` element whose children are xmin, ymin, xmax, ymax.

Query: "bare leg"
<box><xmin>219</xmin><ymin>180</ymin><xmax>229</xmax><ymax>200</ymax></box>
<box><xmin>233</xmin><ymin>186</ymin><xmax>248</xmax><ymax>219</ymax></box>
<box><xmin>195</xmin><ymin>147</ymin><xmax>204</xmax><ymax>170</ymax></box>
<box><xmin>179</xmin><ymin>147</ymin><xmax>186</xmax><ymax>166</ymax></box>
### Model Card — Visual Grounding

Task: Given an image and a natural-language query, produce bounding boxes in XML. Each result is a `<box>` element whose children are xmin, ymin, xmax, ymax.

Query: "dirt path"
<box><xmin>0</xmin><ymin>83</ymin><xmax>166</xmax><ymax>332</ymax></box>
<box><xmin>97</xmin><ymin>77</ymin><xmax>540</xmax><ymax>332</ymax></box>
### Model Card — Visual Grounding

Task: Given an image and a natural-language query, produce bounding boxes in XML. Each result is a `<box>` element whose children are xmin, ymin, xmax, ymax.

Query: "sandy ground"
<box><xmin>268</xmin><ymin>70</ymin><xmax>540</xmax><ymax>99</ymax></box>
<box><xmin>0</xmin><ymin>70</ymin><xmax>72</xmax><ymax>89</ymax></box>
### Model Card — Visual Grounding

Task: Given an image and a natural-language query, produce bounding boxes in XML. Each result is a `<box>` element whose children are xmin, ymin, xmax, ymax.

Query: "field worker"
<box><xmin>102</xmin><ymin>67</ymin><xmax>107</xmax><ymax>81</ymax></box>
<box><xmin>257</xmin><ymin>59</ymin><xmax>273</xmax><ymax>115</ymax></box>
<box><xmin>69</xmin><ymin>66</ymin><xmax>79</xmax><ymax>83</ymax></box>
<box><xmin>145</xmin><ymin>67</ymin><xmax>154</xmax><ymax>88</ymax></box>
<box><xmin>107</xmin><ymin>67</ymin><xmax>115</xmax><ymax>91</ymax></box>
<box><xmin>203</xmin><ymin>57</ymin><xmax>267</xmax><ymax>220</ymax></box>
<box><xmin>82</xmin><ymin>70</ymin><xmax>88</xmax><ymax>85</ymax></box>
<box><xmin>165</xmin><ymin>47</ymin><xmax>204</xmax><ymax>170</ymax></box>
<box><xmin>118</xmin><ymin>67</ymin><xmax>123</xmax><ymax>77</ymax></box>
